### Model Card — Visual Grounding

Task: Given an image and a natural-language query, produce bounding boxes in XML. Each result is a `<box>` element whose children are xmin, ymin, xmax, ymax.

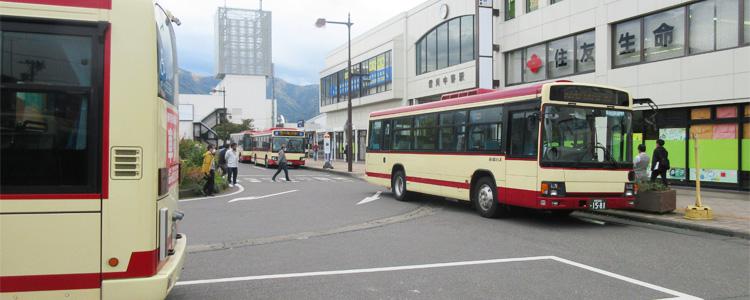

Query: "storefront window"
<box><xmin>689</xmin><ymin>123</ymin><xmax>739</xmax><ymax>184</ymax></box>
<box><xmin>506</xmin><ymin>49</ymin><xmax>523</xmax><ymax>84</ymax></box>
<box><xmin>643</xmin><ymin>8</ymin><xmax>685</xmax><ymax>62</ymax></box>
<box><xmin>547</xmin><ymin>36</ymin><xmax>574</xmax><ymax>78</ymax></box>
<box><xmin>575</xmin><ymin>31</ymin><xmax>596</xmax><ymax>72</ymax></box>
<box><xmin>691</xmin><ymin>107</ymin><xmax>711</xmax><ymax>120</ymax></box>
<box><xmin>716</xmin><ymin>106</ymin><xmax>738</xmax><ymax>118</ymax></box>
<box><xmin>523</xmin><ymin>44</ymin><xmax>546</xmax><ymax>82</ymax></box>
<box><xmin>613</xmin><ymin>19</ymin><xmax>642</xmax><ymax>66</ymax></box>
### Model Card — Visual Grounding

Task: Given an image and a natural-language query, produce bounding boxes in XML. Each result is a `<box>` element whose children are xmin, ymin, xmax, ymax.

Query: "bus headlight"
<box><xmin>541</xmin><ymin>182</ymin><xmax>566</xmax><ymax>197</ymax></box>
<box><xmin>625</xmin><ymin>183</ymin><xmax>637</xmax><ymax>197</ymax></box>
<box><xmin>271</xmin><ymin>156</ymin><xmax>278</xmax><ymax>161</ymax></box>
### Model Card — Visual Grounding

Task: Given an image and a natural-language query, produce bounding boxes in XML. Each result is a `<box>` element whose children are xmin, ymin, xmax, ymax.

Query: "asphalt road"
<box><xmin>168</xmin><ymin>163</ymin><xmax>749</xmax><ymax>300</ymax></box>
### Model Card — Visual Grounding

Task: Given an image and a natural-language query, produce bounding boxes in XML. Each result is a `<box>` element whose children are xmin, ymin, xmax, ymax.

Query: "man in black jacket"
<box><xmin>650</xmin><ymin>139</ymin><xmax>669</xmax><ymax>185</ymax></box>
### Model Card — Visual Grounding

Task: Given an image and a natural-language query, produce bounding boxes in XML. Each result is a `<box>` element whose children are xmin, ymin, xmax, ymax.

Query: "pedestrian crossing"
<box><xmin>237</xmin><ymin>176</ymin><xmax>353</xmax><ymax>184</ymax></box>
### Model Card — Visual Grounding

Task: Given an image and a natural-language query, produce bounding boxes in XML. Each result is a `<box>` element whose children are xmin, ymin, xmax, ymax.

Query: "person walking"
<box><xmin>201</xmin><ymin>144</ymin><xmax>216</xmax><ymax>196</ymax></box>
<box><xmin>312</xmin><ymin>142</ymin><xmax>319</xmax><ymax>161</ymax></box>
<box><xmin>217</xmin><ymin>143</ymin><xmax>228</xmax><ymax>177</ymax></box>
<box><xmin>225</xmin><ymin>142</ymin><xmax>240</xmax><ymax>187</ymax></box>
<box><xmin>650</xmin><ymin>139</ymin><xmax>670</xmax><ymax>185</ymax></box>
<box><xmin>272</xmin><ymin>144</ymin><xmax>291</xmax><ymax>182</ymax></box>
<box><xmin>633</xmin><ymin>144</ymin><xmax>650</xmax><ymax>182</ymax></box>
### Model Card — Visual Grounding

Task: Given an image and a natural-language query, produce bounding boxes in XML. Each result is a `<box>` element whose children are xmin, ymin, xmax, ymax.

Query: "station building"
<box><xmin>318</xmin><ymin>0</ymin><xmax>750</xmax><ymax>189</ymax></box>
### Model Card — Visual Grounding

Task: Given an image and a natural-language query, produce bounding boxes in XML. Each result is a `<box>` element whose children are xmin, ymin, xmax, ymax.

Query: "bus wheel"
<box><xmin>391</xmin><ymin>170</ymin><xmax>409</xmax><ymax>201</ymax></box>
<box><xmin>472</xmin><ymin>177</ymin><xmax>507</xmax><ymax>218</ymax></box>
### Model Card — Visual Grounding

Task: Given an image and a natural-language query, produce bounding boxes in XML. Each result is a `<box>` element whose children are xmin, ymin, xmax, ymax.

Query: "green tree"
<box><xmin>213</xmin><ymin>118</ymin><xmax>254</xmax><ymax>141</ymax></box>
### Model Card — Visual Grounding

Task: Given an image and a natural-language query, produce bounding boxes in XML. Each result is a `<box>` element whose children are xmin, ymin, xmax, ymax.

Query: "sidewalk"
<box><xmin>301</xmin><ymin>158</ymin><xmax>366</xmax><ymax>179</ymax></box>
<box><xmin>580</xmin><ymin>186</ymin><xmax>750</xmax><ymax>239</ymax></box>
<box><xmin>302</xmin><ymin>160</ymin><xmax>749</xmax><ymax>238</ymax></box>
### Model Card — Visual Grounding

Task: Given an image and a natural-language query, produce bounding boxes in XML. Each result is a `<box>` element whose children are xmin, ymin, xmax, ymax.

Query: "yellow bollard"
<box><xmin>685</xmin><ymin>133</ymin><xmax>713</xmax><ymax>220</ymax></box>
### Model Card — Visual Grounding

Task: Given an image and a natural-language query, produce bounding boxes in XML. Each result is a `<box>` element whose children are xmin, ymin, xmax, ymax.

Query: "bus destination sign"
<box><xmin>549</xmin><ymin>86</ymin><xmax>629</xmax><ymax>107</ymax></box>
<box><xmin>275</xmin><ymin>131</ymin><xmax>304</xmax><ymax>137</ymax></box>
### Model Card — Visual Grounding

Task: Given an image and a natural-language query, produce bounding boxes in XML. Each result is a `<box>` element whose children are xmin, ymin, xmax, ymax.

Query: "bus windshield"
<box><xmin>273</xmin><ymin>137</ymin><xmax>304</xmax><ymax>153</ymax></box>
<box><xmin>541</xmin><ymin>105</ymin><xmax>632</xmax><ymax>168</ymax></box>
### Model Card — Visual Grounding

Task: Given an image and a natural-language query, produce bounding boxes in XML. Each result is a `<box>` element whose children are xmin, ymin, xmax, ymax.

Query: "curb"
<box><xmin>300</xmin><ymin>165</ymin><xmax>366</xmax><ymax>181</ymax></box>
<box><xmin>576</xmin><ymin>210</ymin><xmax>750</xmax><ymax>240</ymax></box>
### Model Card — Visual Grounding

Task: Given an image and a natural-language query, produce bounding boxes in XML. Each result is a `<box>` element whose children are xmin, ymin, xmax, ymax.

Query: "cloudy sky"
<box><xmin>158</xmin><ymin>0</ymin><xmax>424</xmax><ymax>85</ymax></box>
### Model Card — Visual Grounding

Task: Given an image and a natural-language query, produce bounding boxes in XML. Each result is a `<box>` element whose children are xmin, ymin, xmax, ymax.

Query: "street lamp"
<box><xmin>316</xmin><ymin>14</ymin><xmax>354</xmax><ymax>173</ymax></box>
<box><xmin>211</xmin><ymin>87</ymin><xmax>227</xmax><ymax>123</ymax></box>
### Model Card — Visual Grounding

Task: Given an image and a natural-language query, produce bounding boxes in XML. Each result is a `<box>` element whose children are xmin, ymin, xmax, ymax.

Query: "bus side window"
<box><xmin>369</xmin><ymin>121</ymin><xmax>382</xmax><ymax>150</ymax></box>
<box><xmin>509</xmin><ymin>111</ymin><xmax>540</xmax><ymax>157</ymax></box>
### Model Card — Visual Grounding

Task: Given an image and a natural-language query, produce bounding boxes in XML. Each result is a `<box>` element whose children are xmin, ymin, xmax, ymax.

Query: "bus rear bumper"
<box><xmin>102</xmin><ymin>234</ymin><xmax>187</xmax><ymax>300</ymax></box>
<box><xmin>534</xmin><ymin>196</ymin><xmax>635</xmax><ymax>210</ymax></box>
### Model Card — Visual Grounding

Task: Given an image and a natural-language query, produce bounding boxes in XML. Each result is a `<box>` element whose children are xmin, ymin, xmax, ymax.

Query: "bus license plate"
<box><xmin>591</xmin><ymin>199</ymin><xmax>606</xmax><ymax>210</ymax></box>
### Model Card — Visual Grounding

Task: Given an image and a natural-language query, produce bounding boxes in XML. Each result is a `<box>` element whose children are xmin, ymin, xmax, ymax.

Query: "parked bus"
<box><xmin>230</xmin><ymin>130</ymin><xmax>253</xmax><ymax>163</ymax></box>
<box><xmin>365</xmin><ymin>81</ymin><xmax>636</xmax><ymax>218</ymax></box>
<box><xmin>0</xmin><ymin>1</ymin><xmax>186</xmax><ymax>299</ymax></box>
<box><xmin>247</xmin><ymin>128</ymin><xmax>307</xmax><ymax>168</ymax></box>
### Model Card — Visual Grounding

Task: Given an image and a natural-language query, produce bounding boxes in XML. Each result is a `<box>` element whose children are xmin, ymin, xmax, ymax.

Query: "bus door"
<box><xmin>504</xmin><ymin>103</ymin><xmax>541</xmax><ymax>205</ymax></box>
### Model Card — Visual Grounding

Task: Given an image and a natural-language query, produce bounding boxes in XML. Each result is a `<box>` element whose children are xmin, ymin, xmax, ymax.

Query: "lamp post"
<box><xmin>211</xmin><ymin>88</ymin><xmax>226</xmax><ymax>123</ymax></box>
<box><xmin>316</xmin><ymin>14</ymin><xmax>354</xmax><ymax>173</ymax></box>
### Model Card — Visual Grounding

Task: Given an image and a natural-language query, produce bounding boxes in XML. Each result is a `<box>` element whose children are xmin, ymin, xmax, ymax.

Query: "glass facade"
<box><xmin>505</xmin><ymin>30</ymin><xmax>595</xmax><ymax>85</ymax></box>
<box><xmin>320</xmin><ymin>50</ymin><xmax>392</xmax><ymax>107</ymax></box>
<box><xmin>614</xmin><ymin>0</ymin><xmax>747</xmax><ymax>67</ymax></box>
<box><xmin>416</xmin><ymin>15</ymin><xmax>475</xmax><ymax>76</ymax></box>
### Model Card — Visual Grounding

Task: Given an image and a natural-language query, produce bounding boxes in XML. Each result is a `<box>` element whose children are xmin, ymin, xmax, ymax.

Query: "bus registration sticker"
<box><xmin>591</xmin><ymin>199</ymin><xmax>606</xmax><ymax>210</ymax></box>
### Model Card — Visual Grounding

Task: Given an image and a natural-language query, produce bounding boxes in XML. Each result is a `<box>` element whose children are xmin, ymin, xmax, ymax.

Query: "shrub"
<box><xmin>638</xmin><ymin>180</ymin><xmax>670</xmax><ymax>192</ymax></box>
<box><xmin>178</xmin><ymin>139</ymin><xmax>229</xmax><ymax>197</ymax></box>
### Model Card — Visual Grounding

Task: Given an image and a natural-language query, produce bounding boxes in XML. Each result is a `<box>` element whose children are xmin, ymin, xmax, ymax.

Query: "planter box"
<box><xmin>634</xmin><ymin>189</ymin><xmax>676</xmax><ymax>214</ymax></box>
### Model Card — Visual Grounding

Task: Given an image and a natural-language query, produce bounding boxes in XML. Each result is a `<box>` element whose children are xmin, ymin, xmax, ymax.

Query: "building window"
<box><xmin>416</xmin><ymin>15</ymin><xmax>475</xmax><ymax>76</ymax></box>
<box><xmin>547</xmin><ymin>36</ymin><xmax>574</xmax><ymax>78</ymax></box>
<box><xmin>576</xmin><ymin>30</ymin><xmax>596</xmax><ymax>72</ymax></box>
<box><xmin>745</xmin><ymin>0</ymin><xmax>750</xmax><ymax>44</ymax></box>
<box><xmin>320</xmin><ymin>50</ymin><xmax>392</xmax><ymax>107</ymax></box>
<box><xmin>613</xmin><ymin>19</ymin><xmax>642</xmax><ymax>66</ymax></box>
<box><xmin>613</xmin><ymin>0</ymin><xmax>747</xmax><ymax>68</ymax></box>
<box><xmin>643</xmin><ymin>7</ymin><xmax>685</xmax><ymax>62</ymax></box>
<box><xmin>527</xmin><ymin>0</ymin><xmax>539</xmax><ymax>12</ymax></box>
<box><xmin>505</xmin><ymin>30</ymin><xmax>595</xmax><ymax>86</ymax></box>
<box><xmin>505</xmin><ymin>0</ymin><xmax>516</xmax><ymax>20</ymax></box>
<box><xmin>523</xmin><ymin>44</ymin><xmax>547</xmax><ymax>82</ymax></box>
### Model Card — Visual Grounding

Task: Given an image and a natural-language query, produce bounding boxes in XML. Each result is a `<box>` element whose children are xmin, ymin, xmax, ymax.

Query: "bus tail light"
<box><xmin>541</xmin><ymin>182</ymin><xmax>566</xmax><ymax>197</ymax></box>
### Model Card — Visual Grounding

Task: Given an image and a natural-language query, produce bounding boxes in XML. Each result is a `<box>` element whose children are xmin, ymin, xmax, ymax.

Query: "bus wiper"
<box><xmin>595</xmin><ymin>142</ymin><xmax>618</xmax><ymax>168</ymax></box>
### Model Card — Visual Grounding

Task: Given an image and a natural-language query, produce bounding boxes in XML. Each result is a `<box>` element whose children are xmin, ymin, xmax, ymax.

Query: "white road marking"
<box><xmin>357</xmin><ymin>191</ymin><xmax>382</xmax><ymax>205</ymax></box>
<box><xmin>175</xmin><ymin>255</ymin><xmax>701</xmax><ymax>299</ymax></box>
<box><xmin>313</xmin><ymin>177</ymin><xmax>332</xmax><ymax>181</ymax></box>
<box><xmin>179</xmin><ymin>184</ymin><xmax>245</xmax><ymax>203</ymax></box>
<box><xmin>245</xmin><ymin>178</ymin><xmax>261</xmax><ymax>183</ymax></box>
<box><xmin>252</xmin><ymin>166</ymin><xmax>266</xmax><ymax>170</ymax></box>
<box><xmin>227</xmin><ymin>190</ymin><xmax>299</xmax><ymax>203</ymax></box>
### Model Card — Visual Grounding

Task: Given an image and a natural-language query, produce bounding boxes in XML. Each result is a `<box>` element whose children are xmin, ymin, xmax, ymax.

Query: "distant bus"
<box><xmin>230</xmin><ymin>130</ymin><xmax>253</xmax><ymax>163</ymax></box>
<box><xmin>247</xmin><ymin>128</ymin><xmax>307</xmax><ymax>168</ymax></box>
<box><xmin>1</xmin><ymin>0</ymin><xmax>186</xmax><ymax>299</ymax></box>
<box><xmin>365</xmin><ymin>81</ymin><xmax>636</xmax><ymax>218</ymax></box>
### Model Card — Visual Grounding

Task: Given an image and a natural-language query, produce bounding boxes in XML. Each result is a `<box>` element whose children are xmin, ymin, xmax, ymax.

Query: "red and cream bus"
<box><xmin>365</xmin><ymin>81</ymin><xmax>637</xmax><ymax>218</ymax></box>
<box><xmin>230</xmin><ymin>130</ymin><xmax>253</xmax><ymax>163</ymax></box>
<box><xmin>1</xmin><ymin>1</ymin><xmax>186</xmax><ymax>299</ymax></box>
<box><xmin>247</xmin><ymin>128</ymin><xmax>307</xmax><ymax>168</ymax></box>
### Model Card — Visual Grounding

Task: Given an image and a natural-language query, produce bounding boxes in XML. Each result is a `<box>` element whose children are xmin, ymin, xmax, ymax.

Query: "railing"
<box><xmin>200</xmin><ymin>108</ymin><xmax>228</xmax><ymax>129</ymax></box>
<box><xmin>192</xmin><ymin>122</ymin><xmax>219</xmax><ymax>145</ymax></box>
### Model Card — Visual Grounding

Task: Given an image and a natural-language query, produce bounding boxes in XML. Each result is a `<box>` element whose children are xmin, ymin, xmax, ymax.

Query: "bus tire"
<box><xmin>472</xmin><ymin>177</ymin><xmax>507</xmax><ymax>218</ymax></box>
<box><xmin>391</xmin><ymin>170</ymin><xmax>410</xmax><ymax>201</ymax></box>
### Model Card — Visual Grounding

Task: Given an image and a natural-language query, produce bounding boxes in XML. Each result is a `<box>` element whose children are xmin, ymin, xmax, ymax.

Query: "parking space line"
<box><xmin>175</xmin><ymin>255</ymin><xmax>701</xmax><ymax>299</ymax></box>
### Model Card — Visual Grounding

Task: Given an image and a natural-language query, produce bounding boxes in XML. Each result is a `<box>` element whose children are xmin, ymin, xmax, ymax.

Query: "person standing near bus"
<box><xmin>225</xmin><ymin>142</ymin><xmax>240</xmax><ymax>187</ymax></box>
<box><xmin>312</xmin><ymin>142</ymin><xmax>319</xmax><ymax>161</ymax></box>
<box><xmin>633</xmin><ymin>144</ymin><xmax>650</xmax><ymax>182</ymax></box>
<box><xmin>217</xmin><ymin>143</ymin><xmax>229</xmax><ymax>178</ymax></box>
<box><xmin>650</xmin><ymin>139</ymin><xmax>670</xmax><ymax>185</ymax></box>
<box><xmin>202</xmin><ymin>144</ymin><xmax>217</xmax><ymax>196</ymax></box>
<box><xmin>272</xmin><ymin>144</ymin><xmax>291</xmax><ymax>182</ymax></box>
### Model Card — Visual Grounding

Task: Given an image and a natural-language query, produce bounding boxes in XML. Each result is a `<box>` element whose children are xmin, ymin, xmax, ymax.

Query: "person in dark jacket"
<box><xmin>650</xmin><ymin>139</ymin><xmax>669</xmax><ymax>185</ymax></box>
<box><xmin>218</xmin><ymin>143</ymin><xmax>229</xmax><ymax>177</ymax></box>
<box><xmin>272</xmin><ymin>144</ymin><xmax>291</xmax><ymax>182</ymax></box>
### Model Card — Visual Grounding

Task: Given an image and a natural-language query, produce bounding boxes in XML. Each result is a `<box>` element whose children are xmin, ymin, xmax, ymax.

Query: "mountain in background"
<box><xmin>179</xmin><ymin>69</ymin><xmax>320</xmax><ymax>123</ymax></box>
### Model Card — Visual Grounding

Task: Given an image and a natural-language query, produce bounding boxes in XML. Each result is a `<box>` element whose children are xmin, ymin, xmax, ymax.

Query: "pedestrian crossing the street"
<box><xmin>237</xmin><ymin>175</ymin><xmax>353</xmax><ymax>184</ymax></box>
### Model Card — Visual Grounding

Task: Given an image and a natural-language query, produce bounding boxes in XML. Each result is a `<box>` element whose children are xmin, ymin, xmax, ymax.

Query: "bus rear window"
<box><xmin>549</xmin><ymin>85</ymin><xmax>629</xmax><ymax>107</ymax></box>
<box><xmin>1</xmin><ymin>21</ymin><xmax>102</xmax><ymax>194</ymax></box>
